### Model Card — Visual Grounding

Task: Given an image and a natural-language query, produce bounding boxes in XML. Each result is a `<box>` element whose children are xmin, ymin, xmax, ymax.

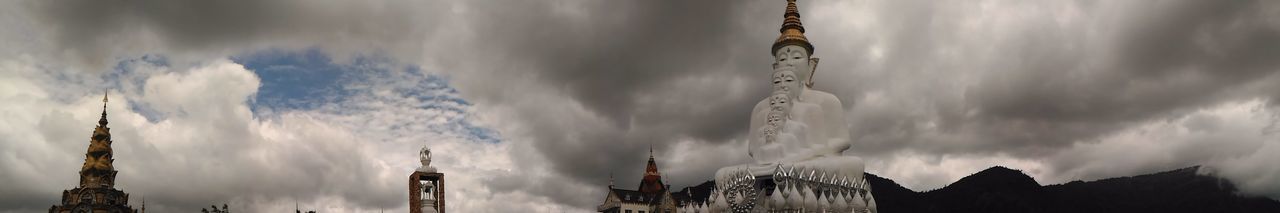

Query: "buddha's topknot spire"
<box><xmin>772</xmin><ymin>0</ymin><xmax>814</xmax><ymax>55</ymax></box>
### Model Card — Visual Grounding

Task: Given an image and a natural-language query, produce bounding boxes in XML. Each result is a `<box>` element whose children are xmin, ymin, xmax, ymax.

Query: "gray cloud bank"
<box><xmin>3</xmin><ymin>0</ymin><xmax>1280</xmax><ymax>211</ymax></box>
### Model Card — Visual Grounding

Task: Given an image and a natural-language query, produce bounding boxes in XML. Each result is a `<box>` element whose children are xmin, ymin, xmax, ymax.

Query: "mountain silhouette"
<box><xmin>670</xmin><ymin>166</ymin><xmax>1278</xmax><ymax>212</ymax></box>
<box><xmin>865</xmin><ymin>166</ymin><xmax>1280</xmax><ymax>213</ymax></box>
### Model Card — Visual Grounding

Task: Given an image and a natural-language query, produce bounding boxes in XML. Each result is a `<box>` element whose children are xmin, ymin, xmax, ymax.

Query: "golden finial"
<box><xmin>102</xmin><ymin>90</ymin><xmax>109</xmax><ymax>110</ymax></box>
<box><xmin>772</xmin><ymin>0</ymin><xmax>814</xmax><ymax>55</ymax></box>
<box><xmin>98</xmin><ymin>90</ymin><xmax>109</xmax><ymax>126</ymax></box>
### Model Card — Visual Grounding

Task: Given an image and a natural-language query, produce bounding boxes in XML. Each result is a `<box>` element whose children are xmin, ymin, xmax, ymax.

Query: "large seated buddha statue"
<box><xmin>707</xmin><ymin>1</ymin><xmax>876</xmax><ymax>212</ymax></box>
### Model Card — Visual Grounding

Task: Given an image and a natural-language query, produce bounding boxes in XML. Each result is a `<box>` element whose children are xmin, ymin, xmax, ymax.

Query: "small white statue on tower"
<box><xmin>418</xmin><ymin>145</ymin><xmax>436</xmax><ymax>173</ymax></box>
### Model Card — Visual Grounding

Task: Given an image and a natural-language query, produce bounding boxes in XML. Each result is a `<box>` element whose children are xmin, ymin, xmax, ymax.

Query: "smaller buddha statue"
<box><xmin>751</xmin><ymin>93</ymin><xmax>798</xmax><ymax>164</ymax></box>
<box><xmin>750</xmin><ymin>81</ymin><xmax>827</xmax><ymax>166</ymax></box>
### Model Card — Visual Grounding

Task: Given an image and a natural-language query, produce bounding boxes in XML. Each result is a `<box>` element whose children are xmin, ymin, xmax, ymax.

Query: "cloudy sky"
<box><xmin>2</xmin><ymin>0</ymin><xmax>1279</xmax><ymax>212</ymax></box>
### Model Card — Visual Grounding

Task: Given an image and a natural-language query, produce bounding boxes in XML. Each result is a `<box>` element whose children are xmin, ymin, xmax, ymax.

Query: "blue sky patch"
<box><xmin>232</xmin><ymin>49</ymin><xmax>501</xmax><ymax>144</ymax></box>
<box><xmin>234</xmin><ymin>49</ymin><xmax>348</xmax><ymax>111</ymax></box>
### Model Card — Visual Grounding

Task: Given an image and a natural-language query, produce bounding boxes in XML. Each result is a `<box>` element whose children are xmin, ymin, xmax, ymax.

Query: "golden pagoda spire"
<box><xmin>81</xmin><ymin>90</ymin><xmax>117</xmax><ymax>187</ymax></box>
<box><xmin>51</xmin><ymin>89</ymin><xmax>136</xmax><ymax>213</ymax></box>
<box><xmin>772</xmin><ymin>0</ymin><xmax>814</xmax><ymax>55</ymax></box>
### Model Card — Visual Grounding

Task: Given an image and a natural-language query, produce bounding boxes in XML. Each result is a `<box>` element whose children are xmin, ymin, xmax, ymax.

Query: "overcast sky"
<box><xmin>2</xmin><ymin>0</ymin><xmax>1280</xmax><ymax>212</ymax></box>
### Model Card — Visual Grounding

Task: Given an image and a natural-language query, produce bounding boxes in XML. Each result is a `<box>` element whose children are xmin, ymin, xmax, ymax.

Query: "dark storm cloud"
<box><xmin>26</xmin><ymin>0</ymin><xmax>441</xmax><ymax>69</ymax></box>
<box><xmin>463</xmin><ymin>0</ymin><xmax>765</xmax><ymax>130</ymax></box>
<box><xmin>957</xmin><ymin>0</ymin><xmax>1280</xmax><ymax>155</ymax></box>
<box><xmin>451</xmin><ymin>0</ymin><xmax>780</xmax><ymax>198</ymax></box>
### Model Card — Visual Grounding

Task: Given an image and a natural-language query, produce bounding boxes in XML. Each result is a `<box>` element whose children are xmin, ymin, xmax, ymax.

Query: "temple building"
<box><xmin>597</xmin><ymin>149</ymin><xmax>686</xmax><ymax>213</ymax></box>
<box><xmin>49</xmin><ymin>93</ymin><xmax>140</xmax><ymax>213</ymax></box>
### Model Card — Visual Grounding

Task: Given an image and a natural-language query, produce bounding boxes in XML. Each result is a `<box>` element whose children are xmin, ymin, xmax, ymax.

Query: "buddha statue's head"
<box><xmin>773</xmin><ymin>45</ymin><xmax>819</xmax><ymax>88</ymax></box>
<box><xmin>767</xmin><ymin>109</ymin><xmax>786</xmax><ymax>127</ymax></box>
<box><xmin>768</xmin><ymin>92</ymin><xmax>793</xmax><ymax>114</ymax></box>
<box><xmin>764</xmin><ymin>110</ymin><xmax>784</xmax><ymax>144</ymax></box>
<box><xmin>773</xmin><ymin>69</ymin><xmax>804</xmax><ymax>101</ymax></box>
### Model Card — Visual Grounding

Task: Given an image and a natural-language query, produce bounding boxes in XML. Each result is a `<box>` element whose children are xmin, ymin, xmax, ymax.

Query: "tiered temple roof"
<box><xmin>49</xmin><ymin>93</ymin><xmax>138</xmax><ymax>213</ymax></box>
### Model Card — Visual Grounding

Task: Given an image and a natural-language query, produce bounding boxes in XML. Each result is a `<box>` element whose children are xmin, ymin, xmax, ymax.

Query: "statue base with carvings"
<box><xmin>708</xmin><ymin>164</ymin><xmax>877</xmax><ymax>213</ymax></box>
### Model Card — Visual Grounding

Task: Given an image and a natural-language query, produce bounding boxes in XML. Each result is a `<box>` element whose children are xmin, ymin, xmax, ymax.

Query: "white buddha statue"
<box><xmin>717</xmin><ymin>40</ymin><xmax>865</xmax><ymax>182</ymax></box>
<box><xmin>715</xmin><ymin>1</ymin><xmax>868</xmax><ymax>207</ymax></box>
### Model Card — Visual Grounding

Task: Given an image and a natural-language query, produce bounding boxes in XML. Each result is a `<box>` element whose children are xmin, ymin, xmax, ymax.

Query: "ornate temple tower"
<box><xmin>50</xmin><ymin>93</ymin><xmax>139</xmax><ymax>213</ymax></box>
<box><xmin>597</xmin><ymin>148</ymin><xmax>679</xmax><ymax>213</ymax></box>
<box><xmin>638</xmin><ymin>148</ymin><xmax>666</xmax><ymax>194</ymax></box>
